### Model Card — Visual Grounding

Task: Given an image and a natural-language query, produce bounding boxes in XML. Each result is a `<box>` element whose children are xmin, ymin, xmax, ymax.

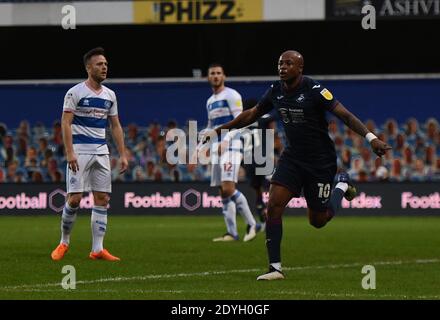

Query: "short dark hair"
<box><xmin>208</xmin><ymin>63</ymin><xmax>224</xmax><ymax>73</ymax></box>
<box><xmin>83</xmin><ymin>47</ymin><xmax>105</xmax><ymax>67</ymax></box>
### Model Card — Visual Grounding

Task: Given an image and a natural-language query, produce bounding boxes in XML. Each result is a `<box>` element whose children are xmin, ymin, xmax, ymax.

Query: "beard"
<box><xmin>92</xmin><ymin>72</ymin><xmax>106</xmax><ymax>83</ymax></box>
<box><xmin>210</xmin><ymin>80</ymin><xmax>223</xmax><ymax>89</ymax></box>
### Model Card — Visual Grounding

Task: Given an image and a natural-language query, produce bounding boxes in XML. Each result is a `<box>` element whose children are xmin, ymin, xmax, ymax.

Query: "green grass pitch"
<box><xmin>0</xmin><ymin>215</ymin><xmax>439</xmax><ymax>300</ymax></box>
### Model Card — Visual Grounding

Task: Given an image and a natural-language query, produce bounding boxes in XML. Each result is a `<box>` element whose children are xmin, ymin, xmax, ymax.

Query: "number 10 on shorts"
<box><xmin>317</xmin><ymin>183</ymin><xmax>331</xmax><ymax>198</ymax></box>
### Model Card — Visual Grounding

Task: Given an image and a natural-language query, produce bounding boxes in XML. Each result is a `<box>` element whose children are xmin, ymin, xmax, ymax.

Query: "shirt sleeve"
<box><xmin>256</xmin><ymin>85</ymin><xmax>274</xmax><ymax>114</ymax></box>
<box><xmin>62</xmin><ymin>88</ymin><xmax>77</xmax><ymax>112</ymax></box>
<box><xmin>108</xmin><ymin>91</ymin><xmax>118</xmax><ymax>116</ymax></box>
<box><xmin>206</xmin><ymin>101</ymin><xmax>212</xmax><ymax>129</ymax></box>
<box><xmin>311</xmin><ymin>82</ymin><xmax>338</xmax><ymax>111</ymax></box>
<box><xmin>227</xmin><ymin>90</ymin><xmax>243</xmax><ymax>118</ymax></box>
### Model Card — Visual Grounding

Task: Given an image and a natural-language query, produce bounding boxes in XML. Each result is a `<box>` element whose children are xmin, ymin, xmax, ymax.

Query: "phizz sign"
<box><xmin>0</xmin><ymin>183</ymin><xmax>439</xmax><ymax>215</ymax></box>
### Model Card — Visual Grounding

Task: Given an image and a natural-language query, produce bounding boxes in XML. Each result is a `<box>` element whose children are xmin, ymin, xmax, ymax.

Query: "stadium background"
<box><xmin>0</xmin><ymin>0</ymin><xmax>440</xmax><ymax>301</ymax></box>
<box><xmin>1</xmin><ymin>0</ymin><xmax>439</xmax><ymax>215</ymax></box>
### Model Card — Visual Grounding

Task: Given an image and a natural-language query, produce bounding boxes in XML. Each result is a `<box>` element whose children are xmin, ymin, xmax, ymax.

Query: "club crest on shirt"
<box><xmin>320</xmin><ymin>88</ymin><xmax>333</xmax><ymax>100</ymax></box>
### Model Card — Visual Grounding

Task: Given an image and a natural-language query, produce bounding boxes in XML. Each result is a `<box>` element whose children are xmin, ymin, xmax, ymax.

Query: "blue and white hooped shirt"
<box><xmin>206</xmin><ymin>87</ymin><xmax>243</xmax><ymax>151</ymax></box>
<box><xmin>63</xmin><ymin>81</ymin><xmax>118</xmax><ymax>155</ymax></box>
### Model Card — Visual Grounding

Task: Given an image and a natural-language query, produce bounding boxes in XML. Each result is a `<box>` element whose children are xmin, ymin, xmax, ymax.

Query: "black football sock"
<box><xmin>327</xmin><ymin>188</ymin><xmax>345</xmax><ymax>221</ymax></box>
<box><xmin>265</xmin><ymin>216</ymin><xmax>282</xmax><ymax>265</ymax></box>
<box><xmin>256</xmin><ymin>193</ymin><xmax>265</xmax><ymax>222</ymax></box>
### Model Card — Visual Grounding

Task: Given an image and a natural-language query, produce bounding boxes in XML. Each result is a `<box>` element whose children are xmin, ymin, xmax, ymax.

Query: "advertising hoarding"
<box><xmin>0</xmin><ymin>182</ymin><xmax>439</xmax><ymax>216</ymax></box>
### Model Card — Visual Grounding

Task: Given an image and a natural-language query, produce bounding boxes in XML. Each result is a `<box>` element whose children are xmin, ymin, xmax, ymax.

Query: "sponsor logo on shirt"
<box><xmin>320</xmin><ymin>88</ymin><xmax>333</xmax><ymax>101</ymax></box>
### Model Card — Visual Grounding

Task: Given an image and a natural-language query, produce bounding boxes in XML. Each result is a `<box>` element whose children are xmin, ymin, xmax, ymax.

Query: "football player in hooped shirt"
<box><xmin>205</xmin><ymin>63</ymin><xmax>262</xmax><ymax>243</ymax></box>
<box><xmin>51</xmin><ymin>47</ymin><xmax>128</xmax><ymax>262</ymax></box>
<box><xmin>209</xmin><ymin>51</ymin><xmax>392</xmax><ymax>280</ymax></box>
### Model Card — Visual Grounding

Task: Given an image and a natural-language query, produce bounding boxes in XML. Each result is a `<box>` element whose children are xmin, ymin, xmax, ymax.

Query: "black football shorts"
<box><xmin>271</xmin><ymin>151</ymin><xmax>337</xmax><ymax>212</ymax></box>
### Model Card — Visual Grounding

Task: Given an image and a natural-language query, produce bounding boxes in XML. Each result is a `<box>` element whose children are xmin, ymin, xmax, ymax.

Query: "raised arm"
<box><xmin>215</xmin><ymin>106</ymin><xmax>264</xmax><ymax>135</ymax></box>
<box><xmin>331</xmin><ymin>102</ymin><xmax>392</xmax><ymax>156</ymax></box>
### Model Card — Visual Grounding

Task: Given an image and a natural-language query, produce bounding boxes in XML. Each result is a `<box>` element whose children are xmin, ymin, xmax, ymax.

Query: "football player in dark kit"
<box><xmin>208</xmin><ymin>50</ymin><xmax>392</xmax><ymax>280</ymax></box>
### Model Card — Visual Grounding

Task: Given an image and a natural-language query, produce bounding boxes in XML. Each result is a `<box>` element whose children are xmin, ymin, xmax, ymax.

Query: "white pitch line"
<box><xmin>1</xmin><ymin>259</ymin><xmax>439</xmax><ymax>292</ymax></box>
<box><xmin>0</xmin><ymin>268</ymin><xmax>262</xmax><ymax>290</ymax></box>
<box><xmin>284</xmin><ymin>259</ymin><xmax>440</xmax><ymax>271</ymax></box>
<box><xmin>6</xmin><ymin>288</ymin><xmax>440</xmax><ymax>300</ymax></box>
<box><xmin>266</xmin><ymin>290</ymin><xmax>440</xmax><ymax>300</ymax></box>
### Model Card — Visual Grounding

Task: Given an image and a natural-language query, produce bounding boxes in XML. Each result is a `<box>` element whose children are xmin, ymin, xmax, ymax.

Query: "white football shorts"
<box><xmin>210</xmin><ymin>150</ymin><xmax>242</xmax><ymax>187</ymax></box>
<box><xmin>66</xmin><ymin>154</ymin><xmax>112</xmax><ymax>193</ymax></box>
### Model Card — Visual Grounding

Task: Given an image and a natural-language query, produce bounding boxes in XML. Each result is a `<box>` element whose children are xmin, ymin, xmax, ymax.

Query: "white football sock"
<box><xmin>222</xmin><ymin>197</ymin><xmax>238</xmax><ymax>237</ymax></box>
<box><xmin>335</xmin><ymin>182</ymin><xmax>348</xmax><ymax>193</ymax></box>
<box><xmin>60</xmin><ymin>202</ymin><xmax>78</xmax><ymax>245</ymax></box>
<box><xmin>232</xmin><ymin>190</ymin><xmax>257</xmax><ymax>227</ymax></box>
<box><xmin>270</xmin><ymin>262</ymin><xmax>282</xmax><ymax>272</ymax></box>
<box><xmin>91</xmin><ymin>206</ymin><xmax>108</xmax><ymax>253</ymax></box>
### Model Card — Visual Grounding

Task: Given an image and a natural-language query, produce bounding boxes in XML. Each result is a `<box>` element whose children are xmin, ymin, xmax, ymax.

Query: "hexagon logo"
<box><xmin>49</xmin><ymin>188</ymin><xmax>67</xmax><ymax>213</ymax></box>
<box><xmin>182</xmin><ymin>189</ymin><xmax>201</xmax><ymax>212</ymax></box>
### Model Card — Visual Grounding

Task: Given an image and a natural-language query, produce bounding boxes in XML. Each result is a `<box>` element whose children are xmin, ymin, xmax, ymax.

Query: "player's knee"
<box><xmin>67</xmin><ymin>194</ymin><xmax>82</xmax><ymax>208</ymax></box>
<box><xmin>268</xmin><ymin>193</ymin><xmax>286</xmax><ymax>210</ymax></box>
<box><xmin>221</xmin><ymin>184</ymin><xmax>235</xmax><ymax>198</ymax></box>
<box><xmin>267</xmin><ymin>199</ymin><xmax>284</xmax><ymax>220</ymax></box>
<box><xmin>309</xmin><ymin>219</ymin><xmax>327</xmax><ymax>229</ymax></box>
<box><xmin>308</xmin><ymin>211</ymin><xmax>328</xmax><ymax>229</ymax></box>
<box><xmin>94</xmin><ymin>193</ymin><xmax>110</xmax><ymax>206</ymax></box>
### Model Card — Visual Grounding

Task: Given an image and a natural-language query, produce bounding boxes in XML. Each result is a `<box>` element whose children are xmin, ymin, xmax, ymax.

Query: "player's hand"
<box><xmin>370</xmin><ymin>139</ymin><xmax>392</xmax><ymax>157</ymax></box>
<box><xmin>199</xmin><ymin>129</ymin><xmax>216</xmax><ymax>144</ymax></box>
<box><xmin>119</xmin><ymin>156</ymin><xmax>128</xmax><ymax>174</ymax></box>
<box><xmin>67</xmin><ymin>153</ymin><xmax>79</xmax><ymax>173</ymax></box>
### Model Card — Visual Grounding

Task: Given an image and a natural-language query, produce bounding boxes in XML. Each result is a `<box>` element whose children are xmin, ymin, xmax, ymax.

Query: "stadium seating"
<box><xmin>0</xmin><ymin>117</ymin><xmax>439</xmax><ymax>183</ymax></box>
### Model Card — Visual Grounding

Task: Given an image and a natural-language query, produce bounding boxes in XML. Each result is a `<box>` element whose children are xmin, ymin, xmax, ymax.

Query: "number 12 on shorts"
<box><xmin>223</xmin><ymin>162</ymin><xmax>233</xmax><ymax>172</ymax></box>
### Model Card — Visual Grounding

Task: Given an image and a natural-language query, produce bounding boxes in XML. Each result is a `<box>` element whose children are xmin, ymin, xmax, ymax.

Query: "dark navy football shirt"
<box><xmin>257</xmin><ymin>76</ymin><xmax>337</xmax><ymax>166</ymax></box>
